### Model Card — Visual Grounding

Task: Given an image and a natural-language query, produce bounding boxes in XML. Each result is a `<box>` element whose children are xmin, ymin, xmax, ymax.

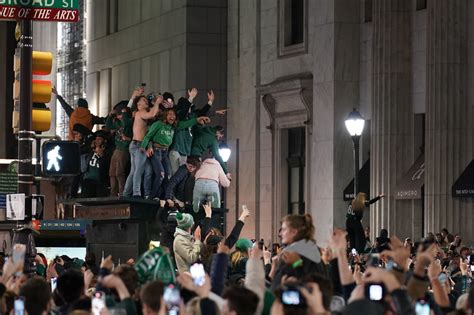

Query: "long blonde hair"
<box><xmin>351</xmin><ymin>192</ymin><xmax>367</xmax><ymax>212</ymax></box>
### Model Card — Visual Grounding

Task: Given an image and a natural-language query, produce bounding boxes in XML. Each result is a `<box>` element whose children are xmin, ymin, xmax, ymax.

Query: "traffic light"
<box><xmin>42</xmin><ymin>141</ymin><xmax>81</xmax><ymax>176</ymax></box>
<box><xmin>12</xmin><ymin>49</ymin><xmax>53</xmax><ymax>133</ymax></box>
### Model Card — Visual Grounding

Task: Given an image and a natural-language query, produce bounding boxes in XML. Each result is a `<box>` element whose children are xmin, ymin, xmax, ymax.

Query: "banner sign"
<box><xmin>0</xmin><ymin>0</ymin><xmax>79</xmax><ymax>22</ymax></box>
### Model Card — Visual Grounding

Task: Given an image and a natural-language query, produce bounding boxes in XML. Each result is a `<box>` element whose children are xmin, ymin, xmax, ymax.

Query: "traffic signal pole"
<box><xmin>18</xmin><ymin>20</ymin><xmax>34</xmax><ymax>202</ymax></box>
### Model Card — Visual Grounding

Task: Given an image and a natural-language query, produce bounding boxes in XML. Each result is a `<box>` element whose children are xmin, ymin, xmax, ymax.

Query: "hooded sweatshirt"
<box><xmin>195</xmin><ymin>158</ymin><xmax>231</xmax><ymax>187</ymax></box>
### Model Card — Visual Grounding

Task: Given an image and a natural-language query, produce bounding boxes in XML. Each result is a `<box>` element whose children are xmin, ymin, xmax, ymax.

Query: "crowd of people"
<box><xmin>1</xmin><ymin>203</ymin><xmax>473</xmax><ymax>315</ymax></box>
<box><xmin>53</xmin><ymin>85</ymin><xmax>230</xmax><ymax>212</ymax></box>
<box><xmin>13</xmin><ymin>87</ymin><xmax>466</xmax><ymax>314</ymax></box>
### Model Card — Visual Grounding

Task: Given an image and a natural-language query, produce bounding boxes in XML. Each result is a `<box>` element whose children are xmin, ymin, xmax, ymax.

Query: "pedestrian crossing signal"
<box><xmin>42</xmin><ymin>141</ymin><xmax>80</xmax><ymax>176</ymax></box>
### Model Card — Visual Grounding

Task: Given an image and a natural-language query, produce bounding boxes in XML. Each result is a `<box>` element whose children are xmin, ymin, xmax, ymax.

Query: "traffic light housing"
<box><xmin>12</xmin><ymin>49</ymin><xmax>53</xmax><ymax>133</ymax></box>
<box><xmin>42</xmin><ymin>141</ymin><xmax>81</xmax><ymax>176</ymax></box>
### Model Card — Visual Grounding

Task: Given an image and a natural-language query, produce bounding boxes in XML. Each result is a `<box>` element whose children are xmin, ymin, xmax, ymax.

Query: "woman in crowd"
<box><xmin>346</xmin><ymin>192</ymin><xmax>385</xmax><ymax>253</ymax></box>
<box><xmin>270</xmin><ymin>213</ymin><xmax>328</xmax><ymax>291</ymax></box>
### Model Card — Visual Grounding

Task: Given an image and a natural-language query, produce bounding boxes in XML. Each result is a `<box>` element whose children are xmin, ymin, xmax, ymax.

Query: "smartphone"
<box><xmin>190</xmin><ymin>263</ymin><xmax>206</xmax><ymax>286</ymax></box>
<box><xmin>365</xmin><ymin>283</ymin><xmax>384</xmax><ymax>301</ymax></box>
<box><xmin>14</xmin><ymin>297</ymin><xmax>24</xmax><ymax>315</ymax></box>
<box><xmin>470</xmin><ymin>265</ymin><xmax>474</xmax><ymax>272</ymax></box>
<box><xmin>140</xmin><ymin>83</ymin><xmax>146</xmax><ymax>87</ymax></box>
<box><xmin>12</xmin><ymin>244</ymin><xmax>26</xmax><ymax>276</ymax></box>
<box><xmin>415</xmin><ymin>299</ymin><xmax>430</xmax><ymax>315</ymax></box>
<box><xmin>242</xmin><ymin>205</ymin><xmax>248</xmax><ymax>212</ymax></box>
<box><xmin>281</xmin><ymin>286</ymin><xmax>306</xmax><ymax>307</ymax></box>
<box><xmin>438</xmin><ymin>273</ymin><xmax>447</xmax><ymax>284</ymax></box>
<box><xmin>92</xmin><ymin>291</ymin><xmax>106</xmax><ymax>315</ymax></box>
<box><xmin>51</xmin><ymin>277</ymin><xmax>57</xmax><ymax>292</ymax></box>
<box><xmin>163</xmin><ymin>284</ymin><xmax>180</xmax><ymax>311</ymax></box>
<box><xmin>351</xmin><ymin>248</ymin><xmax>357</xmax><ymax>256</ymax></box>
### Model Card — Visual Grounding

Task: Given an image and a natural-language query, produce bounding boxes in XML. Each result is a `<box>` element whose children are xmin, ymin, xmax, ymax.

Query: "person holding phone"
<box><xmin>140</xmin><ymin>280</ymin><xmax>167</xmax><ymax>315</ymax></box>
<box><xmin>18</xmin><ymin>278</ymin><xmax>51</xmax><ymax>315</ymax></box>
<box><xmin>173</xmin><ymin>212</ymin><xmax>202</xmax><ymax>273</ymax></box>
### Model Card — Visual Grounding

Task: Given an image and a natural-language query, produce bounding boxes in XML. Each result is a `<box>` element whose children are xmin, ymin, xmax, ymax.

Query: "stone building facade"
<box><xmin>226</xmin><ymin>0</ymin><xmax>474</xmax><ymax>245</ymax></box>
<box><xmin>85</xmin><ymin>0</ymin><xmax>474</xmax><ymax>244</ymax></box>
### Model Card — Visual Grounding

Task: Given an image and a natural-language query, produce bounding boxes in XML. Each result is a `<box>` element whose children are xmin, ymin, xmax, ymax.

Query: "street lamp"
<box><xmin>218</xmin><ymin>143</ymin><xmax>231</xmax><ymax>163</ymax></box>
<box><xmin>345</xmin><ymin>108</ymin><xmax>365</xmax><ymax>196</ymax></box>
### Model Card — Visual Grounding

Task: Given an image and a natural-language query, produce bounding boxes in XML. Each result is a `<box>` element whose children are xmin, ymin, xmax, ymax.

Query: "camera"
<box><xmin>281</xmin><ymin>285</ymin><xmax>306</xmax><ymax>307</ymax></box>
<box><xmin>365</xmin><ymin>283</ymin><xmax>385</xmax><ymax>302</ymax></box>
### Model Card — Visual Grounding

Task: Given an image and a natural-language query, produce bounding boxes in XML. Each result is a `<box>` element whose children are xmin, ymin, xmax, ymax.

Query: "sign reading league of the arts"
<box><xmin>0</xmin><ymin>0</ymin><xmax>79</xmax><ymax>22</ymax></box>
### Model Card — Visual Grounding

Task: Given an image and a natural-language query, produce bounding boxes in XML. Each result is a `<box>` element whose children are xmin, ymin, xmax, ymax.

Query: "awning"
<box><xmin>394</xmin><ymin>154</ymin><xmax>424</xmax><ymax>199</ymax></box>
<box><xmin>343</xmin><ymin>159</ymin><xmax>370</xmax><ymax>201</ymax></box>
<box><xmin>452</xmin><ymin>160</ymin><xmax>474</xmax><ymax>197</ymax></box>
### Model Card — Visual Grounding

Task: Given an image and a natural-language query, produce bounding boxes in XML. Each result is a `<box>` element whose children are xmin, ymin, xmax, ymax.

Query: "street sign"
<box><xmin>0</xmin><ymin>0</ymin><xmax>79</xmax><ymax>22</ymax></box>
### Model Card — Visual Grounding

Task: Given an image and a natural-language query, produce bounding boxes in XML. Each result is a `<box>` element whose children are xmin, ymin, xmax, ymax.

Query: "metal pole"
<box><xmin>353</xmin><ymin>135</ymin><xmax>360</xmax><ymax>197</ymax></box>
<box><xmin>17</xmin><ymin>20</ymin><xmax>34</xmax><ymax>202</ymax></box>
<box><xmin>35</xmin><ymin>138</ymin><xmax>41</xmax><ymax>194</ymax></box>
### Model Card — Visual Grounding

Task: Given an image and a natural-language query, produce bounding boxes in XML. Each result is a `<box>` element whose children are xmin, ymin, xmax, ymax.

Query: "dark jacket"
<box><xmin>210</xmin><ymin>253</ymin><xmax>229</xmax><ymax>296</ymax></box>
<box><xmin>164</xmin><ymin>165</ymin><xmax>191</xmax><ymax>201</ymax></box>
<box><xmin>171</xmin><ymin>97</ymin><xmax>211</xmax><ymax>155</ymax></box>
<box><xmin>191</xmin><ymin>126</ymin><xmax>228</xmax><ymax>173</ymax></box>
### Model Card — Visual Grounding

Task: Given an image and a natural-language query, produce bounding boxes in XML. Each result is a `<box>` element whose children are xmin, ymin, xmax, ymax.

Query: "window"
<box><xmin>416</xmin><ymin>0</ymin><xmax>427</xmax><ymax>11</ymax></box>
<box><xmin>278</xmin><ymin>0</ymin><xmax>307</xmax><ymax>57</ymax></box>
<box><xmin>364</xmin><ymin>0</ymin><xmax>372</xmax><ymax>23</ymax></box>
<box><xmin>287</xmin><ymin>127</ymin><xmax>305</xmax><ymax>214</ymax></box>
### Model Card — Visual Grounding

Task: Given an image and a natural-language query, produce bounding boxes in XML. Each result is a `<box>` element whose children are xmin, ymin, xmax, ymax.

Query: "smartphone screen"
<box><xmin>438</xmin><ymin>273</ymin><xmax>447</xmax><ymax>284</ymax></box>
<box><xmin>190</xmin><ymin>263</ymin><xmax>206</xmax><ymax>286</ymax></box>
<box><xmin>368</xmin><ymin>284</ymin><xmax>383</xmax><ymax>301</ymax></box>
<box><xmin>163</xmin><ymin>284</ymin><xmax>180</xmax><ymax>311</ymax></box>
<box><xmin>281</xmin><ymin>290</ymin><xmax>301</xmax><ymax>306</ymax></box>
<box><xmin>51</xmin><ymin>277</ymin><xmax>57</xmax><ymax>292</ymax></box>
<box><xmin>92</xmin><ymin>291</ymin><xmax>106</xmax><ymax>315</ymax></box>
<box><xmin>14</xmin><ymin>297</ymin><xmax>24</xmax><ymax>315</ymax></box>
<box><xmin>415</xmin><ymin>300</ymin><xmax>430</xmax><ymax>315</ymax></box>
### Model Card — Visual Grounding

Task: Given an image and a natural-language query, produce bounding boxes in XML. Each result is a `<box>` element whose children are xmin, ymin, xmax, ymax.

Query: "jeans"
<box><xmin>150</xmin><ymin>148</ymin><xmax>171</xmax><ymax>198</ymax></box>
<box><xmin>192</xmin><ymin>179</ymin><xmax>220</xmax><ymax>213</ymax></box>
<box><xmin>169</xmin><ymin>150</ymin><xmax>187</xmax><ymax>176</ymax></box>
<box><xmin>123</xmin><ymin>141</ymin><xmax>152</xmax><ymax>197</ymax></box>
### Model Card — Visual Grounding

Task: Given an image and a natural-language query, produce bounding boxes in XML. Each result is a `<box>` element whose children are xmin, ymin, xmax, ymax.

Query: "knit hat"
<box><xmin>77</xmin><ymin>98</ymin><xmax>88</xmax><ymax>108</ymax></box>
<box><xmin>176</xmin><ymin>212</ymin><xmax>194</xmax><ymax>230</ymax></box>
<box><xmin>206</xmin><ymin>235</ymin><xmax>223</xmax><ymax>246</ymax></box>
<box><xmin>235</xmin><ymin>238</ymin><xmax>253</xmax><ymax>252</ymax></box>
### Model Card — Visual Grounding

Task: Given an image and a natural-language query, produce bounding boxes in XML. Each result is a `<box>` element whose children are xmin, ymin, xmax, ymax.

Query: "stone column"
<box><xmin>425</xmin><ymin>0</ymin><xmax>473</xmax><ymax>241</ymax></box>
<box><xmin>370</xmin><ymin>0</ymin><xmax>413</xmax><ymax>236</ymax></box>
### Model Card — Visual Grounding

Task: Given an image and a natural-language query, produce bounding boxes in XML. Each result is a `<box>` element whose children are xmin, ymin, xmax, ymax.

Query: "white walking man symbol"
<box><xmin>46</xmin><ymin>145</ymin><xmax>63</xmax><ymax>171</ymax></box>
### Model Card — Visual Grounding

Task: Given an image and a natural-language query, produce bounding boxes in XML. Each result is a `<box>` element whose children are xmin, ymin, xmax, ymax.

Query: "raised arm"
<box><xmin>52</xmin><ymin>87</ymin><xmax>74</xmax><ymax>117</ymax></box>
<box><xmin>365</xmin><ymin>193</ymin><xmax>385</xmax><ymax>206</ymax></box>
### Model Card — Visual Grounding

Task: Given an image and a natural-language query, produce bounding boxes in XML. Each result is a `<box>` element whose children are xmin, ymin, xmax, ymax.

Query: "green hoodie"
<box><xmin>105</xmin><ymin>111</ymin><xmax>132</xmax><ymax>151</ymax></box>
<box><xmin>141</xmin><ymin>118</ymin><xmax>198</xmax><ymax>149</ymax></box>
<box><xmin>191</xmin><ymin>125</ymin><xmax>228</xmax><ymax>173</ymax></box>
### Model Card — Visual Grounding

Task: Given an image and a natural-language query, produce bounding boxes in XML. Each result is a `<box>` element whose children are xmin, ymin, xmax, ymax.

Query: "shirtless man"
<box><xmin>122</xmin><ymin>93</ymin><xmax>163</xmax><ymax>197</ymax></box>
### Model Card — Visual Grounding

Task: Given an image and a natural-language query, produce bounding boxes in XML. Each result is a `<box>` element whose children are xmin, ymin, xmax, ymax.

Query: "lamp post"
<box><xmin>218</xmin><ymin>142</ymin><xmax>231</xmax><ymax>234</ymax></box>
<box><xmin>345</xmin><ymin>109</ymin><xmax>365</xmax><ymax>197</ymax></box>
<box><xmin>218</xmin><ymin>143</ymin><xmax>231</xmax><ymax>163</ymax></box>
